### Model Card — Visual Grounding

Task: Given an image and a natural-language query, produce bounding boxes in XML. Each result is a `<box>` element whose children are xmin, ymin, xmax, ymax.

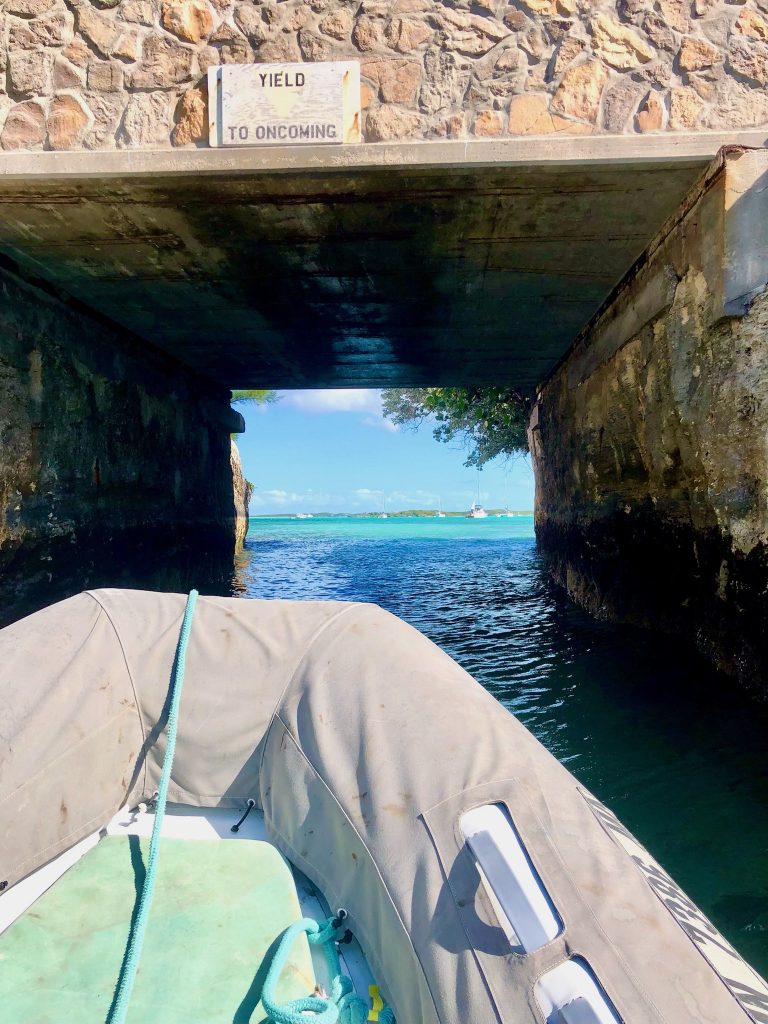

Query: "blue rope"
<box><xmin>262</xmin><ymin>919</ymin><xmax>340</xmax><ymax>1024</ymax></box>
<box><xmin>262</xmin><ymin>915</ymin><xmax>396</xmax><ymax>1024</ymax></box>
<box><xmin>106</xmin><ymin>589</ymin><xmax>199</xmax><ymax>1024</ymax></box>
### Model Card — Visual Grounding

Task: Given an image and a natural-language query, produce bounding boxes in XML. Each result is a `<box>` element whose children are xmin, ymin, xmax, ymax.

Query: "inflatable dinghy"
<box><xmin>1</xmin><ymin>589</ymin><xmax>767</xmax><ymax>1024</ymax></box>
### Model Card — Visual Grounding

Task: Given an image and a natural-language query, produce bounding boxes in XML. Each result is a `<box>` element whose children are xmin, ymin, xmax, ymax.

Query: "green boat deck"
<box><xmin>0</xmin><ymin>836</ymin><xmax>315</xmax><ymax>1024</ymax></box>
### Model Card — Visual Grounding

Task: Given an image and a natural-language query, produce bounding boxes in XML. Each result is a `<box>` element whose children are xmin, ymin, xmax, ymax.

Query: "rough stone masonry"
<box><xmin>529</xmin><ymin>150</ymin><xmax>768</xmax><ymax>696</ymax></box>
<box><xmin>2</xmin><ymin>0</ymin><xmax>768</xmax><ymax>151</ymax></box>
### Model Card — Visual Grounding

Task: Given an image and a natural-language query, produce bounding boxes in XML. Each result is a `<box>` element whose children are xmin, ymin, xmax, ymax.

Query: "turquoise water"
<box><xmin>237</xmin><ymin>515</ymin><xmax>768</xmax><ymax>975</ymax></box>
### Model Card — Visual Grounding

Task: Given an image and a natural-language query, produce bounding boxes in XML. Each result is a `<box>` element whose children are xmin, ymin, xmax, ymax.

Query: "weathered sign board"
<box><xmin>208</xmin><ymin>61</ymin><xmax>361</xmax><ymax>148</ymax></box>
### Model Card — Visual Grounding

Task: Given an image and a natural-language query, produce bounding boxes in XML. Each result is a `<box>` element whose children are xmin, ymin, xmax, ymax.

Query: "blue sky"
<box><xmin>236</xmin><ymin>389</ymin><xmax>535</xmax><ymax>514</ymax></box>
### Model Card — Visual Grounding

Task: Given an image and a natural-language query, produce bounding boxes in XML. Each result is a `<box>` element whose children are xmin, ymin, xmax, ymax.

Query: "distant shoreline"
<box><xmin>249</xmin><ymin>510</ymin><xmax>534</xmax><ymax>519</ymax></box>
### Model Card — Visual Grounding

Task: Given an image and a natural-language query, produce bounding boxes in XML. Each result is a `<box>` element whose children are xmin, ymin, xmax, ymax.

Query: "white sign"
<box><xmin>208</xmin><ymin>61</ymin><xmax>361</xmax><ymax>148</ymax></box>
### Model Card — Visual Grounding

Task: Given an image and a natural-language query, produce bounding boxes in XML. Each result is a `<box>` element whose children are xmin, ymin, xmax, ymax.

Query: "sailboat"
<box><xmin>436</xmin><ymin>497</ymin><xmax>446</xmax><ymax>518</ymax></box>
<box><xmin>466</xmin><ymin>475</ymin><xmax>488</xmax><ymax>518</ymax></box>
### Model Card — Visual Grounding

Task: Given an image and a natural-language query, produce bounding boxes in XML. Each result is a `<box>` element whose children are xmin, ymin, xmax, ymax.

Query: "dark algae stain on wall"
<box><xmin>0</xmin><ymin>260</ymin><xmax>239</xmax><ymax>624</ymax></box>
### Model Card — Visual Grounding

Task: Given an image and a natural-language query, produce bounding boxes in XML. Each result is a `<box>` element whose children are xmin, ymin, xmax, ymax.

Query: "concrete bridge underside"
<box><xmin>1</xmin><ymin>135</ymin><xmax>766</xmax><ymax>696</ymax></box>
<box><xmin>0</xmin><ymin>134</ymin><xmax>761</xmax><ymax>391</ymax></box>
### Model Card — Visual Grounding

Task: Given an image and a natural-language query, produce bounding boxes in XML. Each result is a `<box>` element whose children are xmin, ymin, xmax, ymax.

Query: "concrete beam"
<box><xmin>541</xmin><ymin>147</ymin><xmax>768</xmax><ymax>394</ymax></box>
<box><xmin>0</xmin><ymin>133</ymin><xmax>767</xmax><ymax>181</ymax></box>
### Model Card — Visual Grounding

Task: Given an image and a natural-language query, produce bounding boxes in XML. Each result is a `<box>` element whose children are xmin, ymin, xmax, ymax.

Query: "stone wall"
<box><xmin>0</xmin><ymin>254</ymin><xmax>242</xmax><ymax>623</ymax></box>
<box><xmin>529</xmin><ymin>150</ymin><xmax>768</xmax><ymax>695</ymax></box>
<box><xmin>2</xmin><ymin>0</ymin><xmax>768</xmax><ymax>151</ymax></box>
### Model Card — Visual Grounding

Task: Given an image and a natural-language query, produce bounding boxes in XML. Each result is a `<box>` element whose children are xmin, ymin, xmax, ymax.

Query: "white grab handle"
<box><xmin>460</xmin><ymin>803</ymin><xmax>561</xmax><ymax>953</ymax></box>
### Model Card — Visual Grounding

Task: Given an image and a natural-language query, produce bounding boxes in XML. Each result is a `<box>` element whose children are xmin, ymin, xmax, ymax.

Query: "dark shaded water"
<box><xmin>236</xmin><ymin>516</ymin><xmax>768</xmax><ymax>975</ymax></box>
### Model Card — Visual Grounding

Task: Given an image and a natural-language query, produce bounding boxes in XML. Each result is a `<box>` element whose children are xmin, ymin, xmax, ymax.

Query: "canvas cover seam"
<box><xmin>256</xmin><ymin>602</ymin><xmax>362</xmax><ymax>784</ymax></box>
<box><xmin>86</xmin><ymin>590</ymin><xmax>149</xmax><ymax>797</ymax></box>
<box><xmin>264</xmin><ymin>711</ymin><xmax>442</xmax><ymax>1024</ymax></box>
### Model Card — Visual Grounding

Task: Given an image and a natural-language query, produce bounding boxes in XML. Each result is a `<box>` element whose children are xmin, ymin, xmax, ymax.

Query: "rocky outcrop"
<box><xmin>230</xmin><ymin>438</ymin><xmax>251</xmax><ymax>553</ymax></box>
<box><xmin>1</xmin><ymin>0</ymin><xmax>768</xmax><ymax>151</ymax></box>
<box><xmin>0</xmin><ymin>257</ymin><xmax>242</xmax><ymax>624</ymax></box>
<box><xmin>529</xmin><ymin>150</ymin><xmax>768</xmax><ymax>696</ymax></box>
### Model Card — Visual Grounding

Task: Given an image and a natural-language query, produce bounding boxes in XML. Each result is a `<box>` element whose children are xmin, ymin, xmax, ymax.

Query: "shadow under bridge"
<box><xmin>0</xmin><ymin>136</ymin><xmax>747</xmax><ymax>392</ymax></box>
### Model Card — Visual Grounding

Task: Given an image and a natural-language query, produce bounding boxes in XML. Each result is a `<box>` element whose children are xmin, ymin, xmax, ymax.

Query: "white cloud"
<box><xmin>250</xmin><ymin>489</ymin><xmax>292</xmax><ymax>506</ymax></box>
<box><xmin>277</xmin><ymin>389</ymin><xmax>397</xmax><ymax>433</ymax></box>
<box><xmin>449</xmin><ymin>489</ymin><xmax>491</xmax><ymax>504</ymax></box>
<box><xmin>350</xmin><ymin>488</ymin><xmax>441</xmax><ymax>508</ymax></box>
<box><xmin>249</xmin><ymin>485</ymin><xmax>504</xmax><ymax>513</ymax></box>
<box><xmin>280</xmin><ymin>389</ymin><xmax>382</xmax><ymax>415</ymax></box>
<box><xmin>389</xmin><ymin>489</ymin><xmax>436</xmax><ymax>503</ymax></box>
<box><xmin>250</xmin><ymin>488</ymin><xmax>341</xmax><ymax>508</ymax></box>
<box><xmin>362</xmin><ymin>414</ymin><xmax>398</xmax><ymax>433</ymax></box>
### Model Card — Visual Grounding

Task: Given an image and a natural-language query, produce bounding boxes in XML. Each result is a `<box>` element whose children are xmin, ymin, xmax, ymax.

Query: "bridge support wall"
<box><xmin>529</xmin><ymin>149</ymin><xmax>768</xmax><ymax>695</ymax></box>
<box><xmin>0</xmin><ymin>258</ymin><xmax>242</xmax><ymax>624</ymax></box>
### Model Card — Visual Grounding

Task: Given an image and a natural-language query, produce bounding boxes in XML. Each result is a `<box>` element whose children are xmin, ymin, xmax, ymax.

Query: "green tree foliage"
<box><xmin>230</xmin><ymin>389</ymin><xmax>276</xmax><ymax>406</ymax></box>
<box><xmin>381</xmin><ymin>387</ymin><xmax>529</xmax><ymax>467</ymax></box>
<box><xmin>229</xmin><ymin>391</ymin><xmax>276</xmax><ymax>440</ymax></box>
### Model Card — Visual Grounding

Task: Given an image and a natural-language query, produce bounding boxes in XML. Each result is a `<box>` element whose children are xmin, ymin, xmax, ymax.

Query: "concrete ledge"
<box><xmin>724</xmin><ymin>148</ymin><xmax>768</xmax><ymax>315</ymax></box>
<box><xmin>1</xmin><ymin>135</ymin><xmax>765</xmax><ymax>392</ymax></box>
<box><xmin>544</xmin><ymin>146</ymin><xmax>768</xmax><ymax>392</ymax></box>
<box><xmin>0</xmin><ymin>132</ymin><xmax>767</xmax><ymax>181</ymax></box>
<box><xmin>565</xmin><ymin>264</ymin><xmax>678</xmax><ymax>389</ymax></box>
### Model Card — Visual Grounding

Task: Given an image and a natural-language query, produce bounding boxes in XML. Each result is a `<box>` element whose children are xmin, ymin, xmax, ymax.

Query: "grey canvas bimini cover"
<box><xmin>1</xmin><ymin>590</ymin><xmax>767</xmax><ymax>1024</ymax></box>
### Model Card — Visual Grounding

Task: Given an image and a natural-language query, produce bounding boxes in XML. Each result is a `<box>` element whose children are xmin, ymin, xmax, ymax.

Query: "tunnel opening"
<box><xmin>0</xmin><ymin>139</ymin><xmax>765</xmax><ymax>693</ymax></box>
<box><xmin>228</xmin><ymin>383</ymin><xmax>768</xmax><ymax>986</ymax></box>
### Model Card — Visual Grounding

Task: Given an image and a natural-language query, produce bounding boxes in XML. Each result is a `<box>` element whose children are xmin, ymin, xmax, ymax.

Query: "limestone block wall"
<box><xmin>529</xmin><ymin>150</ymin><xmax>768</xmax><ymax>695</ymax></box>
<box><xmin>2</xmin><ymin>0</ymin><xmax>768</xmax><ymax>151</ymax></box>
<box><xmin>0</xmin><ymin>255</ymin><xmax>242</xmax><ymax>623</ymax></box>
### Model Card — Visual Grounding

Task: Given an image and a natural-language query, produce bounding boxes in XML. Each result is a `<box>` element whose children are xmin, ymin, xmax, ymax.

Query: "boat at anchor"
<box><xmin>466</xmin><ymin>500</ymin><xmax>488</xmax><ymax>518</ymax></box>
<box><xmin>466</xmin><ymin>473</ymin><xmax>488</xmax><ymax>518</ymax></box>
<box><xmin>1</xmin><ymin>590</ymin><xmax>766</xmax><ymax>1024</ymax></box>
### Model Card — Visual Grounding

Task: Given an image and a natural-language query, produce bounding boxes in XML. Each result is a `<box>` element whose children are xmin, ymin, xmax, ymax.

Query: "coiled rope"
<box><xmin>106</xmin><ymin>589</ymin><xmax>199</xmax><ymax>1024</ymax></box>
<box><xmin>261</xmin><ymin>915</ymin><xmax>395</xmax><ymax>1024</ymax></box>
